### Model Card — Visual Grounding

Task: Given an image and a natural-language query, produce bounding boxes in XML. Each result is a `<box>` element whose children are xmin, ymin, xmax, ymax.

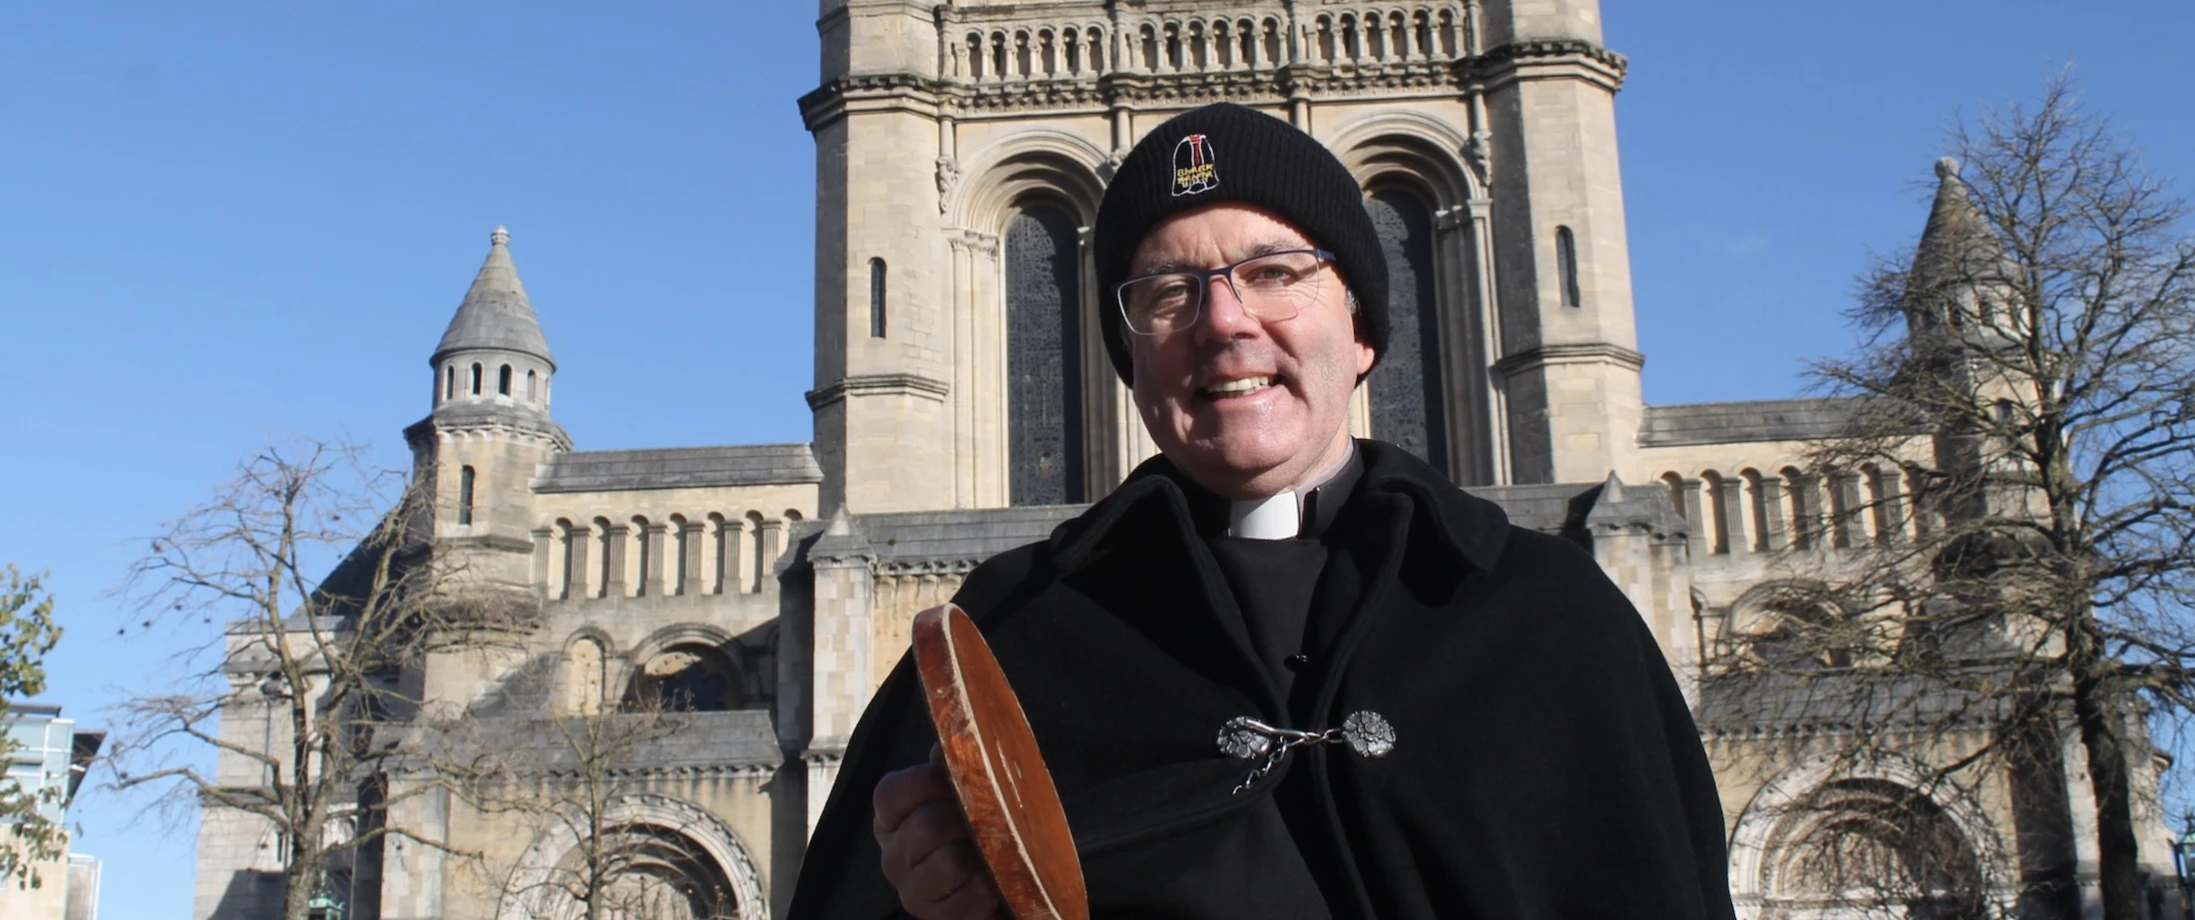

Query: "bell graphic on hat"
<box><xmin>1170</xmin><ymin>133</ymin><xmax>1220</xmax><ymax>197</ymax></box>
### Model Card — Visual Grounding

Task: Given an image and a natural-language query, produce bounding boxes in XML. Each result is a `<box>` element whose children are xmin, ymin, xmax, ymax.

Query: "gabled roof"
<box><xmin>432</xmin><ymin>226</ymin><xmax>554</xmax><ymax>366</ymax></box>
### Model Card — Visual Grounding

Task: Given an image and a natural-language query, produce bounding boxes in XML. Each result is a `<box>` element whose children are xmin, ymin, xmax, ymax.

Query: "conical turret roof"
<box><xmin>433</xmin><ymin>226</ymin><xmax>553</xmax><ymax>366</ymax></box>
<box><xmin>1911</xmin><ymin>158</ymin><xmax>2013</xmax><ymax>289</ymax></box>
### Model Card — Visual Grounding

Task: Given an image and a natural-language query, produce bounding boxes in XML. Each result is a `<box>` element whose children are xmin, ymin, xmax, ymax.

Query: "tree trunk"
<box><xmin>284</xmin><ymin>851</ymin><xmax>323</xmax><ymax>920</ymax></box>
<box><xmin>2072</xmin><ymin>675</ymin><xmax>2148</xmax><ymax>920</ymax></box>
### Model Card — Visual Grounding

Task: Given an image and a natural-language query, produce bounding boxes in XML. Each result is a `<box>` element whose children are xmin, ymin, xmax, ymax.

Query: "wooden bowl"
<box><xmin>910</xmin><ymin>603</ymin><xmax>1088</xmax><ymax>920</ymax></box>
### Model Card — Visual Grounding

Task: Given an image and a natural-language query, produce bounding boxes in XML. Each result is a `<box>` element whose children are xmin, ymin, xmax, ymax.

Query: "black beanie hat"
<box><xmin>1092</xmin><ymin>102</ymin><xmax>1388</xmax><ymax>384</ymax></box>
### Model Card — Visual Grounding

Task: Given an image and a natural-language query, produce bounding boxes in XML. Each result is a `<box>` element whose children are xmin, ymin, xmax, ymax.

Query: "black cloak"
<box><xmin>788</xmin><ymin>441</ymin><xmax>1737</xmax><ymax>919</ymax></box>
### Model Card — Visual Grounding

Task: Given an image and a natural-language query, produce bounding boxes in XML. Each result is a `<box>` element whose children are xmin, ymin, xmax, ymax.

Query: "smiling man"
<box><xmin>788</xmin><ymin>103</ymin><xmax>1737</xmax><ymax>920</ymax></box>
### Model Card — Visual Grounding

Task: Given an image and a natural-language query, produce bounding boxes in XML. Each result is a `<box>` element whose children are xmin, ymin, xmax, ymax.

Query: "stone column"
<box><xmin>564</xmin><ymin>529</ymin><xmax>589</xmax><ymax>600</ymax></box>
<box><xmin>679</xmin><ymin>519</ymin><xmax>707</xmax><ymax>596</ymax></box>
<box><xmin>1677</xmin><ymin>478</ymin><xmax>1706</xmax><ymax>559</ymax></box>
<box><xmin>1756</xmin><ymin>477</ymin><xmax>1789</xmax><ymax>552</ymax></box>
<box><xmin>1717</xmin><ymin>476</ymin><xmax>1752</xmax><ymax>555</ymax></box>
<box><xmin>640</xmin><ymin>522</ymin><xmax>669</xmax><ymax>597</ymax></box>
<box><xmin>1831</xmin><ymin>471</ymin><xmax>1866</xmax><ymax>549</ymax></box>
<box><xmin>761</xmin><ymin>518</ymin><xmax>788</xmax><ymax>588</ymax></box>
<box><xmin>529</xmin><ymin>526</ymin><xmax>554</xmax><ymax>597</ymax></box>
<box><xmin>602</xmin><ymin>524</ymin><xmax>629</xmax><ymax>598</ymax></box>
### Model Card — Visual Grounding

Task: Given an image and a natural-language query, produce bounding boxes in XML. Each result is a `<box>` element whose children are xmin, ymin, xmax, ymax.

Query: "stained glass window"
<box><xmin>1005</xmin><ymin>206</ymin><xmax>1084</xmax><ymax>505</ymax></box>
<box><xmin>1365</xmin><ymin>189</ymin><xmax>1448</xmax><ymax>469</ymax></box>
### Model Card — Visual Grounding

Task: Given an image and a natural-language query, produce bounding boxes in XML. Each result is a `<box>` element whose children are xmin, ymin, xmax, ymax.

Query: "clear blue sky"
<box><xmin>3</xmin><ymin>2</ymin><xmax>2190</xmax><ymax>916</ymax></box>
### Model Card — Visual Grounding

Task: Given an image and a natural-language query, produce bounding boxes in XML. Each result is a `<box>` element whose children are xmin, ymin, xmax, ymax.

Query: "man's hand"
<box><xmin>873</xmin><ymin>745</ymin><xmax>1006</xmax><ymax>920</ymax></box>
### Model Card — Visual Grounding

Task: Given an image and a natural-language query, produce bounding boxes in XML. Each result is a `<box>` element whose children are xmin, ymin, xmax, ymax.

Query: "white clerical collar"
<box><xmin>1225</xmin><ymin>442</ymin><xmax>1358</xmax><ymax>540</ymax></box>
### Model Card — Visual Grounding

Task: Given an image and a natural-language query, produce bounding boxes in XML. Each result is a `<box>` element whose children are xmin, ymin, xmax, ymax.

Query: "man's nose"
<box><xmin>1197</xmin><ymin>273</ymin><xmax>1260</xmax><ymax>339</ymax></box>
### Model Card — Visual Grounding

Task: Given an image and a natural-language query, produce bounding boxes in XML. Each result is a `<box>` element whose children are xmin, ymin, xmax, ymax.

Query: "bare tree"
<box><xmin>467</xmin><ymin>689</ymin><xmax>745</xmax><ymax>920</ymax></box>
<box><xmin>0</xmin><ymin>565</ymin><xmax>65</xmax><ymax>891</ymax></box>
<box><xmin>106</xmin><ymin>438</ymin><xmax>525</xmax><ymax>920</ymax></box>
<box><xmin>1719</xmin><ymin>73</ymin><xmax>2195</xmax><ymax>920</ymax></box>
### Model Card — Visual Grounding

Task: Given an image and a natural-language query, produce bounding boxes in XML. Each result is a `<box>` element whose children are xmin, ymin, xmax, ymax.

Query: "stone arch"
<box><xmin>1328</xmin><ymin>112</ymin><xmax>1484</xmax><ymax>204</ymax></box>
<box><xmin>624</xmin><ymin>624</ymin><xmax>743</xmax><ymax>713</ymax></box>
<box><xmin>1727</xmin><ymin>578</ymin><xmax>1867</xmax><ymax>669</ymax></box>
<box><xmin>947</xmin><ymin>131</ymin><xmax>1114</xmax><ymax>506</ymax></box>
<box><xmin>559</xmin><ymin>632</ymin><xmax>610</xmax><ymax>716</ymax></box>
<box><xmin>497</xmin><ymin>793</ymin><xmax>767</xmax><ymax>920</ymax></box>
<box><xmin>1730</xmin><ymin>752</ymin><xmax>2011</xmax><ymax>919</ymax></box>
<box><xmin>946</xmin><ymin>130</ymin><xmax>1108</xmax><ymax>231</ymax></box>
<box><xmin>1331</xmin><ymin>115</ymin><xmax>1496</xmax><ymax>485</ymax></box>
<box><xmin>1700</xmin><ymin>469</ymin><xmax>1732</xmax><ymax>555</ymax></box>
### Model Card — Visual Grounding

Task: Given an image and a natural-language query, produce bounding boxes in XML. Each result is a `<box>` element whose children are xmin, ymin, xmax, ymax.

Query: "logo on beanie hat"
<box><xmin>1170</xmin><ymin>134</ymin><xmax>1219</xmax><ymax>197</ymax></box>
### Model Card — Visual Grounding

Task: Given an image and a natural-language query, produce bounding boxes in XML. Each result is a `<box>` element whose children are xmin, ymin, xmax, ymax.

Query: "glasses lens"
<box><xmin>1121</xmin><ymin>274</ymin><xmax>1200</xmax><ymax>334</ymax></box>
<box><xmin>1231</xmin><ymin>251</ymin><xmax>1325</xmax><ymax>322</ymax></box>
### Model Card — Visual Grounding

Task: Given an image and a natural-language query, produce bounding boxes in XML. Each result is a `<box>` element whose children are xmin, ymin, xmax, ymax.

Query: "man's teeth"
<box><xmin>1206</xmin><ymin>376</ymin><xmax>1276</xmax><ymax>396</ymax></box>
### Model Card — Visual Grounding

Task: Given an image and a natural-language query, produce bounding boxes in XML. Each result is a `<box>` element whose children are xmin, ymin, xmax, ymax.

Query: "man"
<box><xmin>788</xmin><ymin>103</ymin><xmax>1736</xmax><ymax>919</ymax></box>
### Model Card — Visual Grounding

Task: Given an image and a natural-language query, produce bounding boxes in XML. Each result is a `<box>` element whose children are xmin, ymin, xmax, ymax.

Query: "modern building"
<box><xmin>3</xmin><ymin>703</ymin><xmax>103</xmax><ymax>920</ymax></box>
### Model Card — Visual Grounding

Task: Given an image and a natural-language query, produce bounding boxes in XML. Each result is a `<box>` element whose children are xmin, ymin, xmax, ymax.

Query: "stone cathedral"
<box><xmin>192</xmin><ymin>2</ymin><xmax>2180</xmax><ymax>918</ymax></box>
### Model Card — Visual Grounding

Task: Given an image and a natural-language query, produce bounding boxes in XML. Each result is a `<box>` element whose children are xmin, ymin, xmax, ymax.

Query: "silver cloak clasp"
<box><xmin>1216</xmin><ymin>711</ymin><xmax>1396</xmax><ymax>794</ymax></box>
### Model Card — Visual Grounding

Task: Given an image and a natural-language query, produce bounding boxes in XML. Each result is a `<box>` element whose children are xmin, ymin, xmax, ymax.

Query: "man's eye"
<box><xmin>1148</xmin><ymin>280</ymin><xmax>1194</xmax><ymax>304</ymax></box>
<box><xmin>1243</xmin><ymin>264</ymin><xmax>1301</xmax><ymax>286</ymax></box>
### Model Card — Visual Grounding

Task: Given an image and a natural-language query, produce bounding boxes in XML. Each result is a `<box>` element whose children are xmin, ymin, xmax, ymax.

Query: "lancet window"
<box><xmin>1005</xmin><ymin>204</ymin><xmax>1085</xmax><ymax>505</ymax></box>
<box><xmin>1365</xmin><ymin>188</ymin><xmax>1449</xmax><ymax>470</ymax></box>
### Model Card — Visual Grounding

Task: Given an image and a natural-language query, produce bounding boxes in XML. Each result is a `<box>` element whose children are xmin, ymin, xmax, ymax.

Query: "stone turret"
<box><xmin>406</xmin><ymin>227</ymin><xmax>570</xmax><ymax>590</ymax></box>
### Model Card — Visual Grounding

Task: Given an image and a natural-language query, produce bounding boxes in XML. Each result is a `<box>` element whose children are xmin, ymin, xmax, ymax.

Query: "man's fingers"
<box><xmin>889</xmin><ymin>800</ymin><xmax>977</xmax><ymax>869</ymax></box>
<box><xmin>925</xmin><ymin>867</ymin><xmax>1005</xmax><ymax>920</ymax></box>
<box><xmin>900</xmin><ymin>839</ymin><xmax>989</xmax><ymax>904</ymax></box>
<box><xmin>872</xmin><ymin>762</ymin><xmax>959</xmax><ymax>836</ymax></box>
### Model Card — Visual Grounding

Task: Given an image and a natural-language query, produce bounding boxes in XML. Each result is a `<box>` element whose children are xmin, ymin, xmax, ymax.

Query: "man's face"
<box><xmin>1126</xmin><ymin>203</ymin><xmax>1375</xmax><ymax>500</ymax></box>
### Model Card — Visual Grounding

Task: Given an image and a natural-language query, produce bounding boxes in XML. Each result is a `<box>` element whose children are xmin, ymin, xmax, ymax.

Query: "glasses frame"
<box><xmin>1114</xmin><ymin>247</ymin><xmax>1337</xmax><ymax>336</ymax></box>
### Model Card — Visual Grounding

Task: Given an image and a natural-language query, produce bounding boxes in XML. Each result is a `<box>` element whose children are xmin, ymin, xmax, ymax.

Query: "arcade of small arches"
<box><xmin>1659</xmin><ymin>464</ymin><xmax>1927</xmax><ymax>559</ymax></box>
<box><xmin>556</xmin><ymin>627</ymin><xmax>772</xmax><ymax>718</ymax></box>
<box><xmin>943</xmin><ymin>3</ymin><xmax>1481</xmax><ymax>84</ymax></box>
<box><xmin>940</xmin><ymin>119</ymin><xmax>1535</xmax><ymax>498</ymax></box>
<box><xmin>540</xmin><ymin>510</ymin><xmax>805</xmax><ymax>602</ymax></box>
<box><xmin>438</xmin><ymin>357</ymin><xmax>550</xmax><ymax>409</ymax></box>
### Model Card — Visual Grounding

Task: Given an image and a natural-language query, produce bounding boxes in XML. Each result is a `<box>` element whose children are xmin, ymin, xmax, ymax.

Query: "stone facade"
<box><xmin>189</xmin><ymin>2</ymin><xmax>2178</xmax><ymax>918</ymax></box>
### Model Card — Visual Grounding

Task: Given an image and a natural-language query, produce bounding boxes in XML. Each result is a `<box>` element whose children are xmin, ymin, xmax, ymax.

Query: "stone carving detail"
<box><xmin>935</xmin><ymin>154</ymin><xmax>961</xmax><ymax>214</ymax></box>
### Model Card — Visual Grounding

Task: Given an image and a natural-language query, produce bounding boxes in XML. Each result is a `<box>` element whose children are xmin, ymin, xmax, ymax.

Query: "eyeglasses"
<box><xmin>1115</xmin><ymin>248</ymin><xmax>1337</xmax><ymax>335</ymax></box>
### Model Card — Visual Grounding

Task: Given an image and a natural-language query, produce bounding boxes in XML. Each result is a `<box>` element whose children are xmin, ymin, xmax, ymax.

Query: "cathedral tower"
<box><xmin>1477</xmin><ymin>0</ymin><xmax>1644</xmax><ymax>483</ymax></box>
<box><xmin>803</xmin><ymin>0</ymin><xmax>1649</xmax><ymax>511</ymax></box>
<box><xmin>405</xmin><ymin>226</ymin><xmax>570</xmax><ymax>589</ymax></box>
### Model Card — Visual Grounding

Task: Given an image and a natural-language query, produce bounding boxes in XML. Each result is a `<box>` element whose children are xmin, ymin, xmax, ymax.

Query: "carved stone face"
<box><xmin>1126</xmin><ymin>203</ymin><xmax>1373</xmax><ymax>500</ymax></box>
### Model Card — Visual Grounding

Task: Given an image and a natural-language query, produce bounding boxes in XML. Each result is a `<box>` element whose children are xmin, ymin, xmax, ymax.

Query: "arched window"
<box><xmin>1004</xmin><ymin>205</ymin><xmax>1085</xmax><ymax>505</ymax></box>
<box><xmin>1555</xmin><ymin>226</ymin><xmax>1582</xmax><ymax>308</ymax></box>
<box><xmin>497</xmin><ymin>364</ymin><xmax>512</xmax><ymax>396</ymax></box>
<box><xmin>594</xmin><ymin>517</ymin><xmax>614</xmax><ymax>599</ymax></box>
<box><xmin>746</xmin><ymin>511</ymin><xmax>767</xmax><ymax>593</ymax></box>
<box><xmin>470</xmin><ymin>362</ymin><xmax>483</xmax><ymax>395</ymax></box>
<box><xmin>869</xmin><ymin>258</ymin><xmax>888</xmax><ymax>338</ymax></box>
<box><xmin>629</xmin><ymin>645</ymin><xmax>740</xmax><ymax>712</ymax></box>
<box><xmin>526</xmin><ymin>369</ymin><xmax>537</xmax><ymax>400</ymax></box>
<box><xmin>1701</xmin><ymin>470</ymin><xmax>1730</xmax><ymax>554</ymax></box>
<box><xmin>1365</xmin><ymin>188</ymin><xmax>1448</xmax><ymax>469</ymax></box>
<box><xmin>557</xmin><ymin>519</ymin><xmax>583</xmax><ymax>600</ymax></box>
<box><xmin>669</xmin><ymin>514</ymin><xmax>691</xmax><ymax>596</ymax></box>
<box><xmin>561</xmin><ymin>636</ymin><xmax>605</xmax><ymax>715</ymax></box>
<box><xmin>443</xmin><ymin>366</ymin><xmax>455</xmax><ymax>401</ymax></box>
<box><xmin>631</xmin><ymin>516</ymin><xmax>652</xmax><ymax>598</ymax></box>
<box><xmin>457</xmin><ymin>466</ymin><xmax>475</xmax><ymax>525</ymax></box>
